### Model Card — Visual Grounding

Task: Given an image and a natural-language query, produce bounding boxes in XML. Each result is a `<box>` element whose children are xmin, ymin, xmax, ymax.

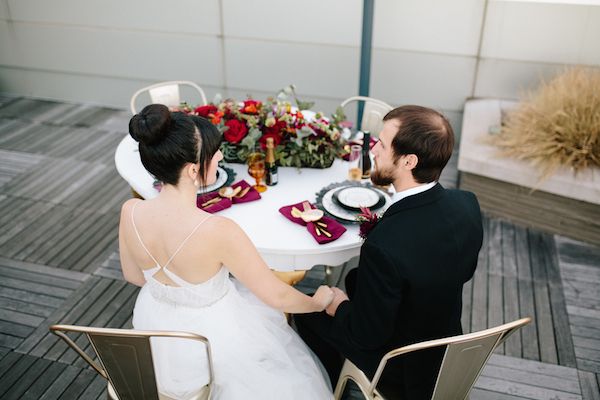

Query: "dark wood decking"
<box><xmin>0</xmin><ymin>96</ymin><xmax>598</xmax><ymax>399</ymax></box>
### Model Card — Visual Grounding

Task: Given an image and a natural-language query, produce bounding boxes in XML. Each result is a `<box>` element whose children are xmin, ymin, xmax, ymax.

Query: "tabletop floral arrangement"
<box><xmin>175</xmin><ymin>85</ymin><xmax>349</xmax><ymax>169</ymax></box>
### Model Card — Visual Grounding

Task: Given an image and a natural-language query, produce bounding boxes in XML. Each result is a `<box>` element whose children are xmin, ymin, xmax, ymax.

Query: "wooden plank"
<box><xmin>15</xmin><ymin>277</ymin><xmax>103</xmax><ymax>354</ymax></box>
<box><xmin>481</xmin><ymin>365</ymin><xmax>581</xmax><ymax>393</ymax></box>
<box><xmin>0</xmin><ymin>256</ymin><xmax>89</xmax><ymax>282</ymax></box>
<box><xmin>0</xmin><ymin>257</ymin><xmax>90</xmax><ymax>282</ymax></box>
<box><xmin>470</xmin><ymin>388</ymin><xmax>530</xmax><ymax>399</ymax></box>
<box><xmin>0</xmin><ymin>334</ymin><xmax>23</xmax><ymax>349</ymax></box>
<box><xmin>0</xmin><ymin>297</ymin><xmax>54</xmax><ymax>318</ymax></box>
<box><xmin>0</xmin><ymin>320</ymin><xmax>34</xmax><ymax>338</ymax></box>
<box><xmin>21</xmin><ymin>360</ymin><xmax>67</xmax><ymax>400</ymax></box>
<box><xmin>555</xmin><ymin>236</ymin><xmax>600</xmax><ymax>267</ymax></box>
<box><xmin>78</xmin><ymin>374</ymin><xmax>106</xmax><ymax>400</ymax></box>
<box><xmin>502</xmin><ymin>221</ymin><xmax>521</xmax><ymax>357</ymax></box>
<box><xmin>571</xmin><ymin>325</ymin><xmax>600</xmax><ymax>340</ymax></box>
<box><xmin>2</xmin><ymin>356</ymin><xmax>52</xmax><ymax>400</ymax></box>
<box><xmin>57</xmin><ymin>368</ymin><xmax>97</xmax><ymax>400</ymax></box>
<box><xmin>529</xmin><ymin>230</ymin><xmax>558</xmax><ymax>364</ymax></box>
<box><xmin>0</xmin><ymin>276</ymin><xmax>71</xmax><ymax>298</ymax></box>
<box><xmin>38</xmin><ymin>364</ymin><xmax>81</xmax><ymax>400</ymax></box>
<box><xmin>538</xmin><ymin>233</ymin><xmax>577</xmax><ymax>367</ymax></box>
<box><xmin>6</xmin><ymin>205</ymin><xmax>75</xmax><ymax>259</ymax></box>
<box><xmin>0</xmin><ymin>351</ymin><xmax>21</xmax><ymax>378</ymax></box>
<box><xmin>488</xmin><ymin>218</ymin><xmax>504</xmax><ymax>352</ymax></box>
<box><xmin>461</xmin><ymin>272</ymin><xmax>473</xmax><ymax>333</ymax></box>
<box><xmin>472</xmin><ymin>215</ymin><xmax>489</xmax><ymax>332</ymax></box>
<box><xmin>578</xmin><ymin>370</ymin><xmax>600</xmax><ymax>400</ymax></box>
<box><xmin>0</xmin><ymin>308</ymin><xmax>44</xmax><ymax>328</ymax></box>
<box><xmin>0</xmin><ymin>286</ymin><xmax>64</xmax><ymax>308</ymax></box>
<box><xmin>474</xmin><ymin>376</ymin><xmax>582</xmax><ymax>400</ymax></box>
<box><xmin>0</xmin><ymin>352</ymin><xmax>37</xmax><ymax>397</ymax></box>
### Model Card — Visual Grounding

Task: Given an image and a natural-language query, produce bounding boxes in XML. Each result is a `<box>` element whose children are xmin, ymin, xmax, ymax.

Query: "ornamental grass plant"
<box><xmin>492</xmin><ymin>68</ymin><xmax>600</xmax><ymax>180</ymax></box>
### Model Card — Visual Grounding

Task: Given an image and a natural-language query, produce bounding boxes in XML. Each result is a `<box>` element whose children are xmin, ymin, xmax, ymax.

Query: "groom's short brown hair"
<box><xmin>383</xmin><ymin>105</ymin><xmax>454</xmax><ymax>183</ymax></box>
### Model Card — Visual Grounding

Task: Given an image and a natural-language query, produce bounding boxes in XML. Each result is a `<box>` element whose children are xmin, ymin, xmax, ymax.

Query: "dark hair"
<box><xmin>383</xmin><ymin>105</ymin><xmax>454</xmax><ymax>183</ymax></box>
<box><xmin>128</xmin><ymin>104</ymin><xmax>221</xmax><ymax>186</ymax></box>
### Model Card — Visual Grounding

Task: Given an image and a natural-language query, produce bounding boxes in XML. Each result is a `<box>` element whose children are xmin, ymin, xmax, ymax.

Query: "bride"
<box><xmin>119</xmin><ymin>104</ymin><xmax>335</xmax><ymax>399</ymax></box>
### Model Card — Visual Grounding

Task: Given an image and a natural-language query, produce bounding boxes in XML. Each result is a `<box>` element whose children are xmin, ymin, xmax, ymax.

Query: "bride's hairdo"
<box><xmin>129</xmin><ymin>104</ymin><xmax>221</xmax><ymax>186</ymax></box>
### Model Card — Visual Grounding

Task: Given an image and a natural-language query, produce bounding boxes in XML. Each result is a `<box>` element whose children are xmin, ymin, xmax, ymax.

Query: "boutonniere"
<box><xmin>356</xmin><ymin>206</ymin><xmax>381</xmax><ymax>239</ymax></box>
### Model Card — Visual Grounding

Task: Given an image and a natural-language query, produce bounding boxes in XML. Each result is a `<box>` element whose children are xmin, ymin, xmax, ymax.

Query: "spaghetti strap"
<box><xmin>131</xmin><ymin>201</ymin><xmax>162</xmax><ymax>267</ymax></box>
<box><xmin>163</xmin><ymin>215</ymin><xmax>212</xmax><ymax>269</ymax></box>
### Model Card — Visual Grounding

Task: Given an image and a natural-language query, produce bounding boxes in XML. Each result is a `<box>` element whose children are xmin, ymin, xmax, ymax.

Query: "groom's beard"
<box><xmin>370</xmin><ymin>160</ymin><xmax>396</xmax><ymax>186</ymax></box>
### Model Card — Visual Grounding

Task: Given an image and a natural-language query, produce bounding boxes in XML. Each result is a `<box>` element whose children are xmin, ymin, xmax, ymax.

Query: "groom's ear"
<box><xmin>401</xmin><ymin>154</ymin><xmax>418</xmax><ymax>170</ymax></box>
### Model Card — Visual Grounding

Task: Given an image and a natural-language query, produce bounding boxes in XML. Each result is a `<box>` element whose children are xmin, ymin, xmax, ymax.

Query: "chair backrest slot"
<box><xmin>89</xmin><ymin>334</ymin><xmax>160</xmax><ymax>400</ymax></box>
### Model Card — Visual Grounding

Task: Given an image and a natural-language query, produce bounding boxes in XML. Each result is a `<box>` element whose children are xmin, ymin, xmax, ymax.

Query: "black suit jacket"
<box><xmin>331</xmin><ymin>183</ymin><xmax>483</xmax><ymax>399</ymax></box>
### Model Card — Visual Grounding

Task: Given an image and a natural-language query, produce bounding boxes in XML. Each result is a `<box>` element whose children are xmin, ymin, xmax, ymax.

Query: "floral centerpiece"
<box><xmin>176</xmin><ymin>85</ymin><xmax>349</xmax><ymax>168</ymax></box>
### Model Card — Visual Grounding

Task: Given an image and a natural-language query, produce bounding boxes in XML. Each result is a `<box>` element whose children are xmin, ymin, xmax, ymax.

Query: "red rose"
<box><xmin>224</xmin><ymin>119</ymin><xmax>248</xmax><ymax>144</ymax></box>
<box><xmin>242</xmin><ymin>100</ymin><xmax>261</xmax><ymax>114</ymax></box>
<box><xmin>195</xmin><ymin>105</ymin><xmax>217</xmax><ymax>118</ymax></box>
<box><xmin>264</xmin><ymin>119</ymin><xmax>287</xmax><ymax>136</ymax></box>
<box><xmin>259</xmin><ymin>133</ymin><xmax>282</xmax><ymax>149</ymax></box>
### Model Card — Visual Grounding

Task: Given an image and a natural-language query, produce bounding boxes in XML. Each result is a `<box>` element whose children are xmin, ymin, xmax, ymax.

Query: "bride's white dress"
<box><xmin>129</xmin><ymin>207</ymin><xmax>333</xmax><ymax>400</ymax></box>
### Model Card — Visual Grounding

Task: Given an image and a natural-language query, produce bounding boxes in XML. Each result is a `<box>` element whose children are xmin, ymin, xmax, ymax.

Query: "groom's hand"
<box><xmin>325</xmin><ymin>287</ymin><xmax>349</xmax><ymax>317</ymax></box>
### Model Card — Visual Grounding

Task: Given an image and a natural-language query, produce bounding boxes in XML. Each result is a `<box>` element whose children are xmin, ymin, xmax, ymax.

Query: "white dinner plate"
<box><xmin>197</xmin><ymin>167</ymin><xmax>228</xmax><ymax>194</ymax></box>
<box><xmin>321</xmin><ymin>186</ymin><xmax>392</xmax><ymax>223</ymax></box>
<box><xmin>334</xmin><ymin>186</ymin><xmax>382</xmax><ymax>210</ymax></box>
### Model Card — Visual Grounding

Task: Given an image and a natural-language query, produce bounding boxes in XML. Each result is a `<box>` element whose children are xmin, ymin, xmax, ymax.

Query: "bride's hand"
<box><xmin>312</xmin><ymin>285</ymin><xmax>335</xmax><ymax>311</ymax></box>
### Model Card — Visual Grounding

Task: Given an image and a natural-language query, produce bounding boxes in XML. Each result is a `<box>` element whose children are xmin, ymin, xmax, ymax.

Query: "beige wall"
<box><xmin>1</xmin><ymin>0</ymin><xmax>599</xmax><ymax>138</ymax></box>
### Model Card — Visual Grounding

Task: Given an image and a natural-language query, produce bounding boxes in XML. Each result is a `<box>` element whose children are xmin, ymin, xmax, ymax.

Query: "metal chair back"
<box><xmin>130</xmin><ymin>80</ymin><xmax>207</xmax><ymax>114</ymax></box>
<box><xmin>50</xmin><ymin>324</ymin><xmax>214</xmax><ymax>400</ymax></box>
<box><xmin>340</xmin><ymin>96</ymin><xmax>393</xmax><ymax>137</ymax></box>
<box><xmin>334</xmin><ymin>317</ymin><xmax>531</xmax><ymax>400</ymax></box>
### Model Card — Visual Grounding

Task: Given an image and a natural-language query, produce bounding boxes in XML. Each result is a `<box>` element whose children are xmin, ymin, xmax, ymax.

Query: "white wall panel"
<box><xmin>481</xmin><ymin>1</ymin><xmax>591</xmax><ymax>64</ymax></box>
<box><xmin>370</xmin><ymin>49</ymin><xmax>476</xmax><ymax>111</ymax></box>
<box><xmin>225</xmin><ymin>38</ymin><xmax>360</xmax><ymax>100</ymax></box>
<box><xmin>473</xmin><ymin>58</ymin><xmax>570</xmax><ymax>99</ymax></box>
<box><xmin>373</xmin><ymin>0</ymin><xmax>485</xmax><ymax>56</ymax></box>
<box><xmin>1</xmin><ymin>22</ymin><xmax>224</xmax><ymax>86</ymax></box>
<box><xmin>579</xmin><ymin>5</ymin><xmax>600</xmax><ymax>65</ymax></box>
<box><xmin>0</xmin><ymin>0</ymin><xmax>9</xmax><ymax>20</ymax></box>
<box><xmin>6</xmin><ymin>0</ymin><xmax>221</xmax><ymax>35</ymax></box>
<box><xmin>0</xmin><ymin>66</ymin><xmax>225</xmax><ymax>110</ymax></box>
<box><xmin>222</xmin><ymin>0</ymin><xmax>362</xmax><ymax>46</ymax></box>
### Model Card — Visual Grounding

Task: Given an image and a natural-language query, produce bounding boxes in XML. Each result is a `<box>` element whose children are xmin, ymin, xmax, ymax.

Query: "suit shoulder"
<box><xmin>445</xmin><ymin>188</ymin><xmax>479</xmax><ymax>205</ymax></box>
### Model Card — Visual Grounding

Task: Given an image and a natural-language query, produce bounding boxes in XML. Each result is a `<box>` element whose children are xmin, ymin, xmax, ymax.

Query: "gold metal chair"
<box><xmin>130</xmin><ymin>80</ymin><xmax>208</xmax><ymax>114</ymax></box>
<box><xmin>50</xmin><ymin>324</ymin><xmax>214</xmax><ymax>400</ymax></box>
<box><xmin>334</xmin><ymin>317</ymin><xmax>531</xmax><ymax>400</ymax></box>
<box><xmin>340</xmin><ymin>96</ymin><xmax>393</xmax><ymax>137</ymax></box>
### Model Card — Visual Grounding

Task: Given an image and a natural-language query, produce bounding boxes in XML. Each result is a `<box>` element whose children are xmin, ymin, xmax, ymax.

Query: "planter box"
<box><xmin>458</xmin><ymin>99</ymin><xmax>600</xmax><ymax>245</ymax></box>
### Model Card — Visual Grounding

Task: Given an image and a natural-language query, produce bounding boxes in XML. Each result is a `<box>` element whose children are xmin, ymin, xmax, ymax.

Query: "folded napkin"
<box><xmin>279</xmin><ymin>201</ymin><xmax>346</xmax><ymax>244</ymax></box>
<box><xmin>197</xmin><ymin>180</ymin><xmax>261</xmax><ymax>213</ymax></box>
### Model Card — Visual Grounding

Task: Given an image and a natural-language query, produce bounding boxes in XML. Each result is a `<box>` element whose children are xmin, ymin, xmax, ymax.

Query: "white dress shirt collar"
<box><xmin>391</xmin><ymin>181</ymin><xmax>436</xmax><ymax>204</ymax></box>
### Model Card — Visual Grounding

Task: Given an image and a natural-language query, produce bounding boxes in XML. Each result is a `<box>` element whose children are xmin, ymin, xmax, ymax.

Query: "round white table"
<box><xmin>115</xmin><ymin>134</ymin><xmax>362</xmax><ymax>272</ymax></box>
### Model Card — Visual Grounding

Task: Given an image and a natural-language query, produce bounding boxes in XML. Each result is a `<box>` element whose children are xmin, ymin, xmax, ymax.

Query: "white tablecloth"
<box><xmin>115</xmin><ymin>135</ymin><xmax>363</xmax><ymax>271</ymax></box>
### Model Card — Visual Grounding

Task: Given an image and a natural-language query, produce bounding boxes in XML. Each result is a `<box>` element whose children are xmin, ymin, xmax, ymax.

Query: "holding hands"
<box><xmin>312</xmin><ymin>285</ymin><xmax>335</xmax><ymax>311</ymax></box>
<box><xmin>326</xmin><ymin>287</ymin><xmax>349</xmax><ymax>317</ymax></box>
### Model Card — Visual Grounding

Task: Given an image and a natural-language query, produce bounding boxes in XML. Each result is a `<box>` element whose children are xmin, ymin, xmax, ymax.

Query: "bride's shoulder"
<box><xmin>198</xmin><ymin>213</ymin><xmax>239</xmax><ymax>233</ymax></box>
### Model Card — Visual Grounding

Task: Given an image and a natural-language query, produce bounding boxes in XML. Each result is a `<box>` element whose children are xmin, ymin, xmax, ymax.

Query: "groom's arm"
<box><xmin>330</xmin><ymin>241</ymin><xmax>404</xmax><ymax>351</ymax></box>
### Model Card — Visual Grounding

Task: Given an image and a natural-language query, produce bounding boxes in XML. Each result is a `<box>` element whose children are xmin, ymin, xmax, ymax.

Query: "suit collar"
<box><xmin>382</xmin><ymin>182</ymin><xmax>445</xmax><ymax>218</ymax></box>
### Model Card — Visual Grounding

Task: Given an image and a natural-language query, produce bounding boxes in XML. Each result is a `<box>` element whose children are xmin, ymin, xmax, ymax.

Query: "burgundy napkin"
<box><xmin>231</xmin><ymin>180</ymin><xmax>261</xmax><ymax>204</ymax></box>
<box><xmin>197</xmin><ymin>180</ymin><xmax>261</xmax><ymax>213</ymax></box>
<box><xmin>279</xmin><ymin>201</ymin><xmax>346</xmax><ymax>244</ymax></box>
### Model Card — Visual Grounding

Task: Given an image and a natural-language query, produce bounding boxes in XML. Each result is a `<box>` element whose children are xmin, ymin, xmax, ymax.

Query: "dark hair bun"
<box><xmin>129</xmin><ymin>104</ymin><xmax>172</xmax><ymax>146</ymax></box>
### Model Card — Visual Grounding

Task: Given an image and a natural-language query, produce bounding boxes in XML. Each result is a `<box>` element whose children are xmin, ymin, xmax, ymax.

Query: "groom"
<box><xmin>295</xmin><ymin>105</ymin><xmax>483</xmax><ymax>399</ymax></box>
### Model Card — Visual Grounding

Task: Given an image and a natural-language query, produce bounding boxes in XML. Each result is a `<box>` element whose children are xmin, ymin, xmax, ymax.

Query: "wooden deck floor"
<box><xmin>0</xmin><ymin>96</ymin><xmax>598</xmax><ymax>399</ymax></box>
